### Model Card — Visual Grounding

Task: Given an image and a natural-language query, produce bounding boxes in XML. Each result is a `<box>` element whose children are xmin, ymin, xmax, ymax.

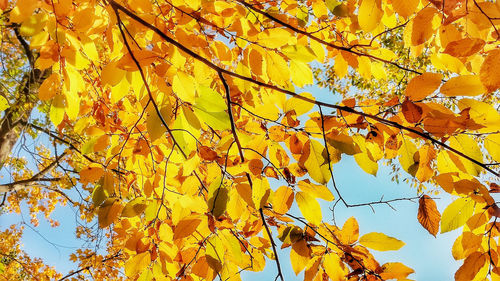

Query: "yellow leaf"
<box><xmin>398</xmin><ymin>139</ymin><xmax>418</xmax><ymax>176</ymax></box>
<box><xmin>458</xmin><ymin>98</ymin><xmax>500</xmax><ymax>132</ymax></box>
<box><xmin>92</xmin><ymin>184</ymin><xmax>107</xmax><ymax>207</ymax></box>
<box><xmin>266</xmin><ymin>51</ymin><xmax>290</xmax><ymax>84</ymax></box>
<box><xmin>333</xmin><ymin>53</ymin><xmax>348</xmax><ymax>78</ymax></box>
<box><xmin>484</xmin><ymin>134</ymin><xmax>500</xmax><ymax>162</ymax></box>
<box><xmin>290</xmin><ymin>239</ymin><xmax>311</xmax><ymax>275</ymax></box>
<box><xmin>251</xmin><ymin>177</ymin><xmax>270</xmax><ymax>209</ymax></box>
<box><xmin>121</xmin><ymin>197</ymin><xmax>147</xmax><ymax>218</ymax></box>
<box><xmin>19</xmin><ymin>13</ymin><xmax>47</xmax><ymax>36</ymax></box>
<box><xmin>257</xmin><ymin>28</ymin><xmax>295</xmax><ymax>49</ymax></box>
<box><xmin>405</xmin><ymin>72</ymin><xmax>443</xmax><ymax>100</ymax></box>
<box><xmin>173</xmin><ymin>216</ymin><xmax>201</xmax><ymax>240</ymax></box>
<box><xmin>39</xmin><ymin>73</ymin><xmax>60</xmax><ymax>101</ymax></box>
<box><xmin>358</xmin><ymin>0</ymin><xmax>383</xmax><ymax>32</ymax></box>
<box><xmin>282</xmin><ymin>45</ymin><xmax>318</xmax><ymax>63</ymax></box>
<box><xmin>172</xmin><ymin>71</ymin><xmax>196</xmax><ymax>103</ymax></box>
<box><xmin>480</xmin><ymin>49</ymin><xmax>500</xmax><ymax>92</ymax></box>
<box><xmin>205</xmin><ymin>234</ymin><xmax>224</xmax><ymax>272</ymax></box>
<box><xmin>0</xmin><ymin>96</ymin><xmax>8</xmax><ymax>112</ymax></box>
<box><xmin>146</xmin><ymin>106</ymin><xmax>170</xmax><ymax>142</ymax></box>
<box><xmin>440</xmin><ymin>75</ymin><xmax>486</xmax><ymax>97</ymax></box>
<box><xmin>290</xmin><ymin>60</ymin><xmax>313</xmax><ymax>87</ymax></box>
<box><xmin>284</xmin><ymin>92</ymin><xmax>315</xmax><ymax>116</ymax></box>
<box><xmin>354</xmin><ymin>151</ymin><xmax>378</xmax><ymax>176</ymax></box>
<box><xmin>441</xmin><ymin>197</ymin><xmax>475</xmax><ymax>233</ymax></box>
<box><xmin>449</xmin><ymin>135</ymin><xmax>483</xmax><ymax>176</ymax></box>
<box><xmin>297</xmin><ymin>180</ymin><xmax>334</xmax><ymax>201</ymax></box>
<box><xmin>312</xmin><ymin>0</ymin><xmax>328</xmax><ymax>19</ymax></box>
<box><xmin>323</xmin><ymin>253</ymin><xmax>346</xmax><ymax>281</ymax></box>
<box><xmin>207</xmin><ymin>177</ymin><xmax>229</xmax><ymax>217</ymax></box>
<box><xmin>359</xmin><ymin>232</ymin><xmax>405</xmax><ymax>251</ymax></box>
<box><xmin>418</xmin><ymin>195</ymin><xmax>441</xmax><ymax>237</ymax></box>
<box><xmin>101</xmin><ymin>61</ymin><xmax>126</xmax><ymax>86</ymax></box>
<box><xmin>125</xmin><ymin>252</ymin><xmax>151</xmax><ymax>277</ymax></box>
<box><xmin>193</xmin><ymin>85</ymin><xmax>230</xmax><ymax>130</ymax></box>
<box><xmin>379</xmin><ymin>262</ymin><xmax>415</xmax><ymax>280</ymax></box>
<box><xmin>50</xmin><ymin>95</ymin><xmax>66</xmax><ymax>127</ymax></box>
<box><xmin>391</xmin><ymin>0</ymin><xmax>419</xmax><ymax>18</ymax></box>
<box><xmin>340</xmin><ymin>217</ymin><xmax>359</xmax><ymax>245</ymax></box>
<box><xmin>296</xmin><ymin>191</ymin><xmax>322</xmax><ymax>225</ymax></box>
<box><xmin>301</xmin><ymin>139</ymin><xmax>331</xmax><ymax>184</ymax></box>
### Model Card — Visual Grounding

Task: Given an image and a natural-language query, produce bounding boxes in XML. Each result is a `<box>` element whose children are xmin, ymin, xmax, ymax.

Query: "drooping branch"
<box><xmin>235</xmin><ymin>0</ymin><xmax>422</xmax><ymax>75</ymax></box>
<box><xmin>259</xmin><ymin>208</ymin><xmax>285</xmax><ymax>281</ymax></box>
<box><xmin>57</xmin><ymin>252</ymin><xmax>122</xmax><ymax>281</ymax></box>
<box><xmin>108</xmin><ymin>0</ymin><xmax>500</xmax><ymax>178</ymax></box>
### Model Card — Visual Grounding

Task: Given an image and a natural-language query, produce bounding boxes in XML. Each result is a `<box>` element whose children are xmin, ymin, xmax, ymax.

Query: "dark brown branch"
<box><xmin>108</xmin><ymin>0</ymin><xmax>499</xmax><ymax>178</ymax></box>
<box><xmin>259</xmin><ymin>208</ymin><xmax>284</xmax><ymax>281</ymax></box>
<box><xmin>318</xmin><ymin>105</ymin><xmax>349</xmax><ymax>207</ymax></box>
<box><xmin>235</xmin><ymin>0</ymin><xmax>422</xmax><ymax>75</ymax></box>
<box><xmin>111</xmin><ymin>5</ymin><xmax>208</xmax><ymax>193</ymax></box>
<box><xmin>219</xmin><ymin>71</ymin><xmax>245</xmax><ymax>162</ymax></box>
<box><xmin>0</xmin><ymin>151</ymin><xmax>66</xmax><ymax>193</ymax></box>
<box><xmin>57</xmin><ymin>252</ymin><xmax>122</xmax><ymax>281</ymax></box>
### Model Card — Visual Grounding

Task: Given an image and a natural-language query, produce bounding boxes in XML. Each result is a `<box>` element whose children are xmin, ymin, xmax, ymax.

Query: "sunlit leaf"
<box><xmin>441</xmin><ymin>197</ymin><xmax>475</xmax><ymax>233</ymax></box>
<box><xmin>418</xmin><ymin>195</ymin><xmax>441</xmax><ymax>237</ymax></box>
<box><xmin>359</xmin><ymin>232</ymin><xmax>405</xmax><ymax>251</ymax></box>
<box><xmin>296</xmin><ymin>191</ymin><xmax>322</xmax><ymax>225</ymax></box>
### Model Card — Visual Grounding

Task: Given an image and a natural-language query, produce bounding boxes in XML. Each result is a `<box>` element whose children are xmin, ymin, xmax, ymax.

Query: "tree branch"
<box><xmin>108</xmin><ymin>0</ymin><xmax>499</xmax><ymax>178</ymax></box>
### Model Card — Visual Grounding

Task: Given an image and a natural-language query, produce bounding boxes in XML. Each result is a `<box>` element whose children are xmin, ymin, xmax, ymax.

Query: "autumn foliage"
<box><xmin>0</xmin><ymin>0</ymin><xmax>500</xmax><ymax>280</ymax></box>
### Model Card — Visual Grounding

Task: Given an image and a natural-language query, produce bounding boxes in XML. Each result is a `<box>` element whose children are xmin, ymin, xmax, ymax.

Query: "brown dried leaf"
<box><xmin>417</xmin><ymin>195</ymin><xmax>441</xmax><ymax>237</ymax></box>
<box><xmin>401</xmin><ymin>99</ymin><xmax>423</xmax><ymax>123</ymax></box>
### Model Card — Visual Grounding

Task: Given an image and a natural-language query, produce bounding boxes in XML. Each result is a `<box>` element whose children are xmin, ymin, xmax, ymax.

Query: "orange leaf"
<box><xmin>412</xmin><ymin>7</ymin><xmax>437</xmax><ymax>46</ymax></box>
<box><xmin>401</xmin><ymin>99</ymin><xmax>423</xmax><ymax>123</ymax></box>
<box><xmin>174</xmin><ymin>217</ymin><xmax>201</xmax><ymax>240</ymax></box>
<box><xmin>199</xmin><ymin>145</ymin><xmax>218</xmax><ymax>161</ymax></box>
<box><xmin>454</xmin><ymin>252</ymin><xmax>486</xmax><ymax>281</ymax></box>
<box><xmin>480</xmin><ymin>49</ymin><xmax>500</xmax><ymax>92</ymax></box>
<box><xmin>443</xmin><ymin>38</ymin><xmax>485</xmax><ymax>57</ymax></box>
<box><xmin>272</xmin><ymin>186</ymin><xmax>294</xmax><ymax>214</ymax></box>
<box><xmin>405</xmin><ymin>72</ymin><xmax>442</xmax><ymax>100</ymax></box>
<box><xmin>248</xmin><ymin>159</ymin><xmax>263</xmax><ymax>175</ymax></box>
<box><xmin>417</xmin><ymin>195</ymin><xmax>441</xmax><ymax>237</ymax></box>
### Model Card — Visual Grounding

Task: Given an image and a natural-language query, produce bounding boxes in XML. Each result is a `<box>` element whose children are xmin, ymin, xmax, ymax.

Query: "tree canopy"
<box><xmin>0</xmin><ymin>0</ymin><xmax>500</xmax><ymax>280</ymax></box>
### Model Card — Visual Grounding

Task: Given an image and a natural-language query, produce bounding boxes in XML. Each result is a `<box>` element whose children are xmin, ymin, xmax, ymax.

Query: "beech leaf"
<box><xmin>417</xmin><ymin>195</ymin><xmax>441</xmax><ymax>237</ymax></box>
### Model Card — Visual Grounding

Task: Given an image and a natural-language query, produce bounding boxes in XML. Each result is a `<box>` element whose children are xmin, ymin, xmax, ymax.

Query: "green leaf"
<box><xmin>193</xmin><ymin>86</ymin><xmax>230</xmax><ymax>130</ymax></box>
<box><xmin>172</xmin><ymin>71</ymin><xmax>196</xmax><ymax>103</ymax></box>
<box><xmin>92</xmin><ymin>184</ymin><xmax>107</xmax><ymax>206</ymax></box>
<box><xmin>121</xmin><ymin>197</ymin><xmax>147</xmax><ymax>218</ymax></box>
<box><xmin>0</xmin><ymin>96</ymin><xmax>9</xmax><ymax>111</ymax></box>
<box><xmin>207</xmin><ymin>177</ymin><xmax>229</xmax><ymax>217</ymax></box>
<box><xmin>49</xmin><ymin>95</ymin><xmax>66</xmax><ymax>126</ymax></box>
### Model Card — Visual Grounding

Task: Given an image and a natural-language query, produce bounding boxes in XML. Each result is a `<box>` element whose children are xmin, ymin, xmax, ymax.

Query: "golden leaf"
<box><xmin>441</xmin><ymin>197</ymin><xmax>475</xmax><ymax>234</ymax></box>
<box><xmin>359</xmin><ymin>232</ymin><xmax>405</xmax><ymax>251</ymax></box>
<box><xmin>405</xmin><ymin>72</ymin><xmax>442</xmax><ymax>101</ymax></box>
<box><xmin>296</xmin><ymin>191</ymin><xmax>322</xmax><ymax>225</ymax></box>
<box><xmin>440</xmin><ymin>75</ymin><xmax>486</xmax><ymax>97</ymax></box>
